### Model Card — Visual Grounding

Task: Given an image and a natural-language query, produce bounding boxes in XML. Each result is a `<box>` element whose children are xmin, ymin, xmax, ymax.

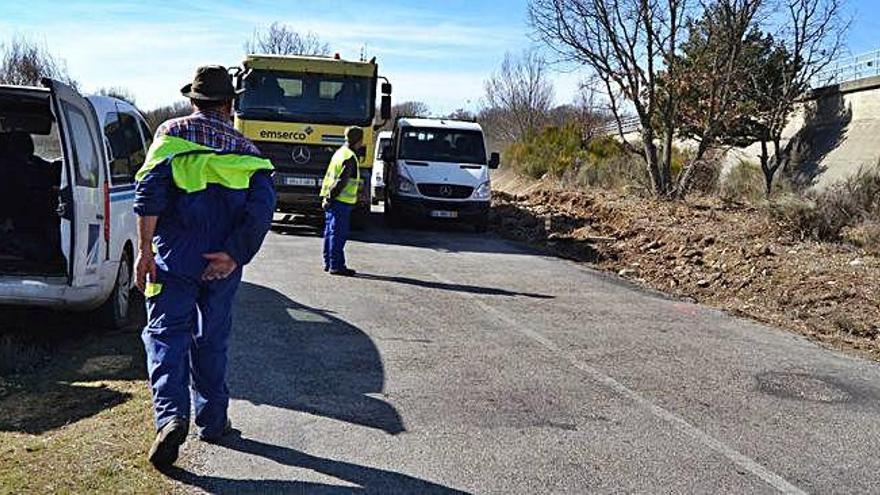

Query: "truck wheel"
<box><xmin>96</xmin><ymin>251</ymin><xmax>133</xmax><ymax>329</ymax></box>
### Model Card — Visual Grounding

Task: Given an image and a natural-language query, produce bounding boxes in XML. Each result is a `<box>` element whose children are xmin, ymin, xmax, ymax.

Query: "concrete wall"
<box><xmin>617</xmin><ymin>76</ymin><xmax>880</xmax><ymax>189</ymax></box>
<box><xmin>724</xmin><ymin>76</ymin><xmax>880</xmax><ymax>189</ymax></box>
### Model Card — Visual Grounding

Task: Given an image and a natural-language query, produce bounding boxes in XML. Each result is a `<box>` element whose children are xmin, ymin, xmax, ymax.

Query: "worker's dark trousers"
<box><xmin>323</xmin><ymin>200</ymin><xmax>353</xmax><ymax>271</ymax></box>
<box><xmin>142</xmin><ymin>268</ymin><xmax>241</xmax><ymax>438</ymax></box>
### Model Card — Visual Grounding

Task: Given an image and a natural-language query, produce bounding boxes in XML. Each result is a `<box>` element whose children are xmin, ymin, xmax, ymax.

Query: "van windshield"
<box><xmin>399</xmin><ymin>128</ymin><xmax>487</xmax><ymax>164</ymax></box>
<box><xmin>237</xmin><ymin>69</ymin><xmax>375</xmax><ymax>126</ymax></box>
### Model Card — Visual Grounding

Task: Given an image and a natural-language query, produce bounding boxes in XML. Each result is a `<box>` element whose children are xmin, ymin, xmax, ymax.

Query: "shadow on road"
<box><xmin>172</xmin><ymin>283</ymin><xmax>469</xmax><ymax>492</ymax></box>
<box><xmin>272</xmin><ymin>209</ymin><xmax>537</xmax><ymax>257</ymax></box>
<box><xmin>165</xmin><ymin>432</ymin><xmax>471</xmax><ymax>494</ymax></box>
<box><xmin>229</xmin><ymin>282</ymin><xmax>404</xmax><ymax>435</ymax></box>
<box><xmin>356</xmin><ymin>273</ymin><xmax>554</xmax><ymax>299</ymax></box>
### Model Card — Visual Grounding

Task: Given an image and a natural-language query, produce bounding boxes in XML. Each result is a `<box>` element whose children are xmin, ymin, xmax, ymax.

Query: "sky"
<box><xmin>1</xmin><ymin>0</ymin><xmax>878</xmax><ymax>113</ymax></box>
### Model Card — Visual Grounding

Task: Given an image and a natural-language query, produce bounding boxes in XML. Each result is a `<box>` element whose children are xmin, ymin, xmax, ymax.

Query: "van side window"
<box><xmin>138</xmin><ymin>117</ymin><xmax>153</xmax><ymax>150</ymax></box>
<box><xmin>62</xmin><ymin>102</ymin><xmax>99</xmax><ymax>188</ymax></box>
<box><xmin>104</xmin><ymin>111</ymin><xmax>145</xmax><ymax>184</ymax></box>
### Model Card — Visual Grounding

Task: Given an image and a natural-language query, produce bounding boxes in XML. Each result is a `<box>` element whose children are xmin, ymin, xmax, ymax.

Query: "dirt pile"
<box><xmin>491</xmin><ymin>175</ymin><xmax>880</xmax><ymax>358</ymax></box>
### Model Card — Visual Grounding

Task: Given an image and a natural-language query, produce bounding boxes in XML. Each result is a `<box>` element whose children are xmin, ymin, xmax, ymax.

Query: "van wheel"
<box><xmin>97</xmin><ymin>251</ymin><xmax>133</xmax><ymax>329</ymax></box>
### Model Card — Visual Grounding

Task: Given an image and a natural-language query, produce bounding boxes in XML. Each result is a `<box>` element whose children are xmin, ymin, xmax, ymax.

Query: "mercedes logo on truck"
<box><xmin>291</xmin><ymin>146</ymin><xmax>311</xmax><ymax>164</ymax></box>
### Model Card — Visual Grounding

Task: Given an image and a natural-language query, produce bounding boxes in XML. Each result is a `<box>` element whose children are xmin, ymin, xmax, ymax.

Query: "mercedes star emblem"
<box><xmin>291</xmin><ymin>146</ymin><xmax>311</xmax><ymax>164</ymax></box>
<box><xmin>439</xmin><ymin>185</ymin><xmax>453</xmax><ymax>197</ymax></box>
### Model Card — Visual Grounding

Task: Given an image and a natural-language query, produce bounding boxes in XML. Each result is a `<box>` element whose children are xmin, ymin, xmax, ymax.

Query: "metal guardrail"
<box><xmin>811</xmin><ymin>49</ymin><xmax>880</xmax><ymax>88</ymax></box>
<box><xmin>597</xmin><ymin>116</ymin><xmax>641</xmax><ymax>136</ymax></box>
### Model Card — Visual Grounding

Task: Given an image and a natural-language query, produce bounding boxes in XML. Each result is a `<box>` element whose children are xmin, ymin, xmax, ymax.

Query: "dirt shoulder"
<box><xmin>0</xmin><ymin>310</ymin><xmax>179</xmax><ymax>494</ymax></box>
<box><xmin>491</xmin><ymin>171</ymin><xmax>880</xmax><ymax>359</ymax></box>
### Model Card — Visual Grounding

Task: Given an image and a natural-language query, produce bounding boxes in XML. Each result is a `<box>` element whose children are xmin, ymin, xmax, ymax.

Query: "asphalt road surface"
<box><xmin>169</xmin><ymin>215</ymin><xmax>880</xmax><ymax>494</ymax></box>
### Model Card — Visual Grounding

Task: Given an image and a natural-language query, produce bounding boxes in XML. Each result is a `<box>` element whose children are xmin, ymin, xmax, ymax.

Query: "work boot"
<box><xmin>198</xmin><ymin>418</ymin><xmax>234</xmax><ymax>443</ymax></box>
<box><xmin>148</xmin><ymin>417</ymin><xmax>188</xmax><ymax>468</ymax></box>
<box><xmin>329</xmin><ymin>267</ymin><xmax>356</xmax><ymax>277</ymax></box>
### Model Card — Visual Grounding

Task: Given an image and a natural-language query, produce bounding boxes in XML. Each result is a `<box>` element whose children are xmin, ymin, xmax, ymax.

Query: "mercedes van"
<box><xmin>0</xmin><ymin>79</ymin><xmax>150</xmax><ymax>328</ymax></box>
<box><xmin>382</xmin><ymin>118</ymin><xmax>499</xmax><ymax>231</ymax></box>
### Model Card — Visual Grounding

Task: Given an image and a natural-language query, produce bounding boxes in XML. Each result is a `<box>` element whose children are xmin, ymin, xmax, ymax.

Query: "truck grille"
<box><xmin>256</xmin><ymin>142</ymin><xmax>336</xmax><ymax>171</ymax></box>
<box><xmin>417</xmin><ymin>183</ymin><xmax>474</xmax><ymax>199</ymax></box>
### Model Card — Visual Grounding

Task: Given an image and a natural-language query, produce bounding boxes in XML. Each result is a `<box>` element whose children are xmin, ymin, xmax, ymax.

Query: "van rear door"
<box><xmin>44</xmin><ymin>79</ymin><xmax>106</xmax><ymax>287</ymax></box>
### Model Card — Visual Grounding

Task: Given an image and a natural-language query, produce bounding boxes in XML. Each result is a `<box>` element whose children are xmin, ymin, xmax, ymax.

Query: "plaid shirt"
<box><xmin>155</xmin><ymin>109</ymin><xmax>260</xmax><ymax>155</ymax></box>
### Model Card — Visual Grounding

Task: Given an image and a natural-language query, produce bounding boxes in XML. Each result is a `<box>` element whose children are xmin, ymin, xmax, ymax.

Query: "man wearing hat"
<box><xmin>133</xmin><ymin>65</ymin><xmax>276</xmax><ymax>467</ymax></box>
<box><xmin>320</xmin><ymin>126</ymin><xmax>364</xmax><ymax>276</ymax></box>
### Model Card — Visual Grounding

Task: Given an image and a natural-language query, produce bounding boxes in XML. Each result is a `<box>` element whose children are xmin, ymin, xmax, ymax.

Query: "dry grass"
<box><xmin>770</xmin><ymin>167</ymin><xmax>880</xmax><ymax>246</ymax></box>
<box><xmin>0</xmin><ymin>313</ymin><xmax>179</xmax><ymax>494</ymax></box>
<box><xmin>492</xmin><ymin>170</ymin><xmax>880</xmax><ymax>359</ymax></box>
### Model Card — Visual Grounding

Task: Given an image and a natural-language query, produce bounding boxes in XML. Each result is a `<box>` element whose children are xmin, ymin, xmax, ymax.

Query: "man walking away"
<box><xmin>320</xmin><ymin>126</ymin><xmax>363</xmax><ymax>276</ymax></box>
<box><xmin>133</xmin><ymin>65</ymin><xmax>276</xmax><ymax>468</ymax></box>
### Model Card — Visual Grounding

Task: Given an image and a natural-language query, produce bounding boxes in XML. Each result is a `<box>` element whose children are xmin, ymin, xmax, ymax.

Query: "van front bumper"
<box><xmin>392</xmin><ymin>195</ymin><xmax>489</xmax><ymax>221</ymax></box>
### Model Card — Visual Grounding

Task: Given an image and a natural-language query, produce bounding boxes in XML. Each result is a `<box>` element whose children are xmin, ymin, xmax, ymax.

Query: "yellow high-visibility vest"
<box><xmin>320</xmin><ymin>145</ymin><xmax>360</xmax><ymax>205</ymax></box>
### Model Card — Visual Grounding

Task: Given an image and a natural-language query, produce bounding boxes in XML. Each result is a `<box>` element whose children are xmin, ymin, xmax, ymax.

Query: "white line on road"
<box><xmin>426</xmin><ymin>269</ymin><xmax>807</xmax><ymax>495</ymax></box>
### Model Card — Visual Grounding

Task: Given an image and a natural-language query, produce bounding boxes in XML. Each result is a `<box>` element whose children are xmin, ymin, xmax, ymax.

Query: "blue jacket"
<box><xmin>134</xmin><ymin>135</ymin><xmax>275</xmax><ymax>280</ymax></box>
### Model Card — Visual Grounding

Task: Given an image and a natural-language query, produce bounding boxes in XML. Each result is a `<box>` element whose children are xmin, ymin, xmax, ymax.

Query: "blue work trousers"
<box><xmin>323</xmin><ymin>200</ymin><xmax>353</xmax><ymax>271</ymax></box>
<box><xmin>142</xmin><ymin>268</ymin><xmax>242</xmax><ymax>438</ymax></box>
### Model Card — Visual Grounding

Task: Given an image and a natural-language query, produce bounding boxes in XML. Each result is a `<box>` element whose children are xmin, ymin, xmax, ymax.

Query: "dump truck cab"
<box><xmin>233</xmin><ymin>54</ymin><xmax>391</xmax><ymax>226</ymax></box>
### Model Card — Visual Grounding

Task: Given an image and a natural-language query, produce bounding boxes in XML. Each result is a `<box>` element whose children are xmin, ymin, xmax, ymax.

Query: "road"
<box><xmin>168</xmin><ymin>216</ymin><xmax>880</xmax><ymax>494</ymax></box>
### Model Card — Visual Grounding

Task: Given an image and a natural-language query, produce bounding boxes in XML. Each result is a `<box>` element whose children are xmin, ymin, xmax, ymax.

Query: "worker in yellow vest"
<box><xmin>320</xmin><ymin>126</ymin><xmax>363</xmax><ymax>276</ymax></box>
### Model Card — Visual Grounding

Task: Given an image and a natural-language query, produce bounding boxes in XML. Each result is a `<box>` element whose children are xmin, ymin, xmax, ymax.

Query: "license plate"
<box><xmin>284</xmin><ymin>176</ymin><xmax>317</xmax><ymax>187</ymax></box>
<box><xmin>430</xmin><ymin>210</ymin><xmax>458</xmax><ymax>218</ymax></box>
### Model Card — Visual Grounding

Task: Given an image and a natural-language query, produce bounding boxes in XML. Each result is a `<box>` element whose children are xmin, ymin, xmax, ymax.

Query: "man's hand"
<box><xmin>321</xmin><ymin>197</ymin><xmax>331</xmax><ymax>211</ymax></box>
<box><xmin>135</xmin><ymin>251</ymin><xmax>157</xmax><ymax>292</ymax></box>
<box><xmin>202</xmin><ymin>252</ymin><xmax>238</xmax><ymax>282</ymax></box>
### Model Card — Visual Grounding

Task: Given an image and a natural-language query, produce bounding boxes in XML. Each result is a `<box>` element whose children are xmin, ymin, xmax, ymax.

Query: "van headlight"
<box><xmin>472</xmin><ymin>181</ymin><xmax>491</xmax><ymax>200</ymax></box>
<box><xmin>398</xmin><ymin>176</ymin><xmax>418</xmax><ymax>195</ymax></box>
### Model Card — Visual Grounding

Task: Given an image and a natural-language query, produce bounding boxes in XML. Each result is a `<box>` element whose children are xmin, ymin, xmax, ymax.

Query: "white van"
<box><xmin>0</xmin><ymin>79</ymin><xmax>150</xmax><ymax>328</ymax></box>
<box><xmin>382</xmin><ymin>118</ymin><xmax>499</xmax><ymax>231</ymax></box>
<box><xmin>371</xmin><ymin>130</ymin><xmax>392</xmax><ymax>205</ymax></box>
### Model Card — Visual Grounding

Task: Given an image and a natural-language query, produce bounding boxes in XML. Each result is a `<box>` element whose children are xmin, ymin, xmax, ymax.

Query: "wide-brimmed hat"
<box><xmin>180</xmin><ymin>65</ymin><xmax>241</xmax><ymax>101</ymax></box>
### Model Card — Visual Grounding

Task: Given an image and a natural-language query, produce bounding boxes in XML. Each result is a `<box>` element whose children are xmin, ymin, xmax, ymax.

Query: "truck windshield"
<box><xmin>237</xmin><ymin>69</ymin><xmax>375</xmax><ymax>125</ymax></box>
<box><xmin>398</xmin><ymin>128</ymin><xmax>487</xmax><ymax>164</ymax></box>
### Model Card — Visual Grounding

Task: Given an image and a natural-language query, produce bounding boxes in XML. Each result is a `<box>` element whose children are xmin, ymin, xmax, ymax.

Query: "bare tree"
<box><xmin>530</xmin><ymin>0</ymin><xmax>688</xmax><ymax>195</ymax></box>
<box><xmin>753</xmin><ymin>0</ymin><xmax>846</xmax><ymax>196</ymax></box>
<box><xmin>530</xmin><ymin>0</ymin><xmax>765</xmax><ymax>197</ymax></box>
<box><xmin>392</xmin><ymin>101</ymin><xmax>430</xmax><ymax>119</ymax></box>
<box><xmin>0</xmin><ymin>36</ymin><xmax>77</xmax><ymax>88</ymax></box>
<box><xmin>96</xmin><ymin>86</ymin><xmax>136</xmax><ymax>105</ymax></box>
<box><xmin>572</xmin><ymin>83</ymin><xmax>611</xmax><ymax>141</ymax></box>
<box><xmin>445</xmin><ymin>108</ymin><xmax>476</xmax><ymax>121</ymax></box>
<box><xmin>143</xmin><ymin>101</ymin><xmax>191</xmax><ymax>132</ymax></box>
<box><xmin>377</xmin><ymin>101</ymin><xmax>430</xmax><ymax>130</ymax></box>
<box><xmin>244</xmin><ymin>23</ymin><xmax>331</xmax><ymax>56</ymax></box>
<box><xmin>483</xmin><ymin>50</ymin><xmax>554</xmax><ymax>142</ymax></box>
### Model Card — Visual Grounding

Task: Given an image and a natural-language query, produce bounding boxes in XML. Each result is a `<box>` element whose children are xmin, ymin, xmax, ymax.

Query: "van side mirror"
<box><xmin>380</xmin><ymin>143</ymin><xmax>394</xmax><ymax>162</ymax></box>
<box><xmin>382</xmin><ymin>82</ymin><xmax>392</xmax><ymax>95</ymax></box>
<box><xmin>380</xmin><ymin>95</ymin><xmax>392</xmax><ymax>120</ymax></box>
<box><xmin>488</xmin><ymin>152</ymin><xmax>500</xmax><ymax>169</ymax></box>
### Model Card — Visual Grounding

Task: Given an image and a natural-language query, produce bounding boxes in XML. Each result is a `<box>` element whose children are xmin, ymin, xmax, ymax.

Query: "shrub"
<box><xmin>771</xmin><ymin>167</ymin><xmax>880</xmax><ymax>243</ymax></box>
<box><xmin>505</xmin><ymin>124</ymin><xmax>585</xmax><ymax>178</ymax></box>
<box><xmin>720</xmin><ymin>160</ymin><xmax>765</xmax><ymax>203</ymax></box>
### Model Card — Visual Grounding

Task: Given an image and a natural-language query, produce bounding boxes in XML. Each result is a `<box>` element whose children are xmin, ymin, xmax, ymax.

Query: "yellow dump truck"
<box><xmin>233</xmin><ymin>54</ymin><xmax>391</xmax><ymax>225</ymax></box>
